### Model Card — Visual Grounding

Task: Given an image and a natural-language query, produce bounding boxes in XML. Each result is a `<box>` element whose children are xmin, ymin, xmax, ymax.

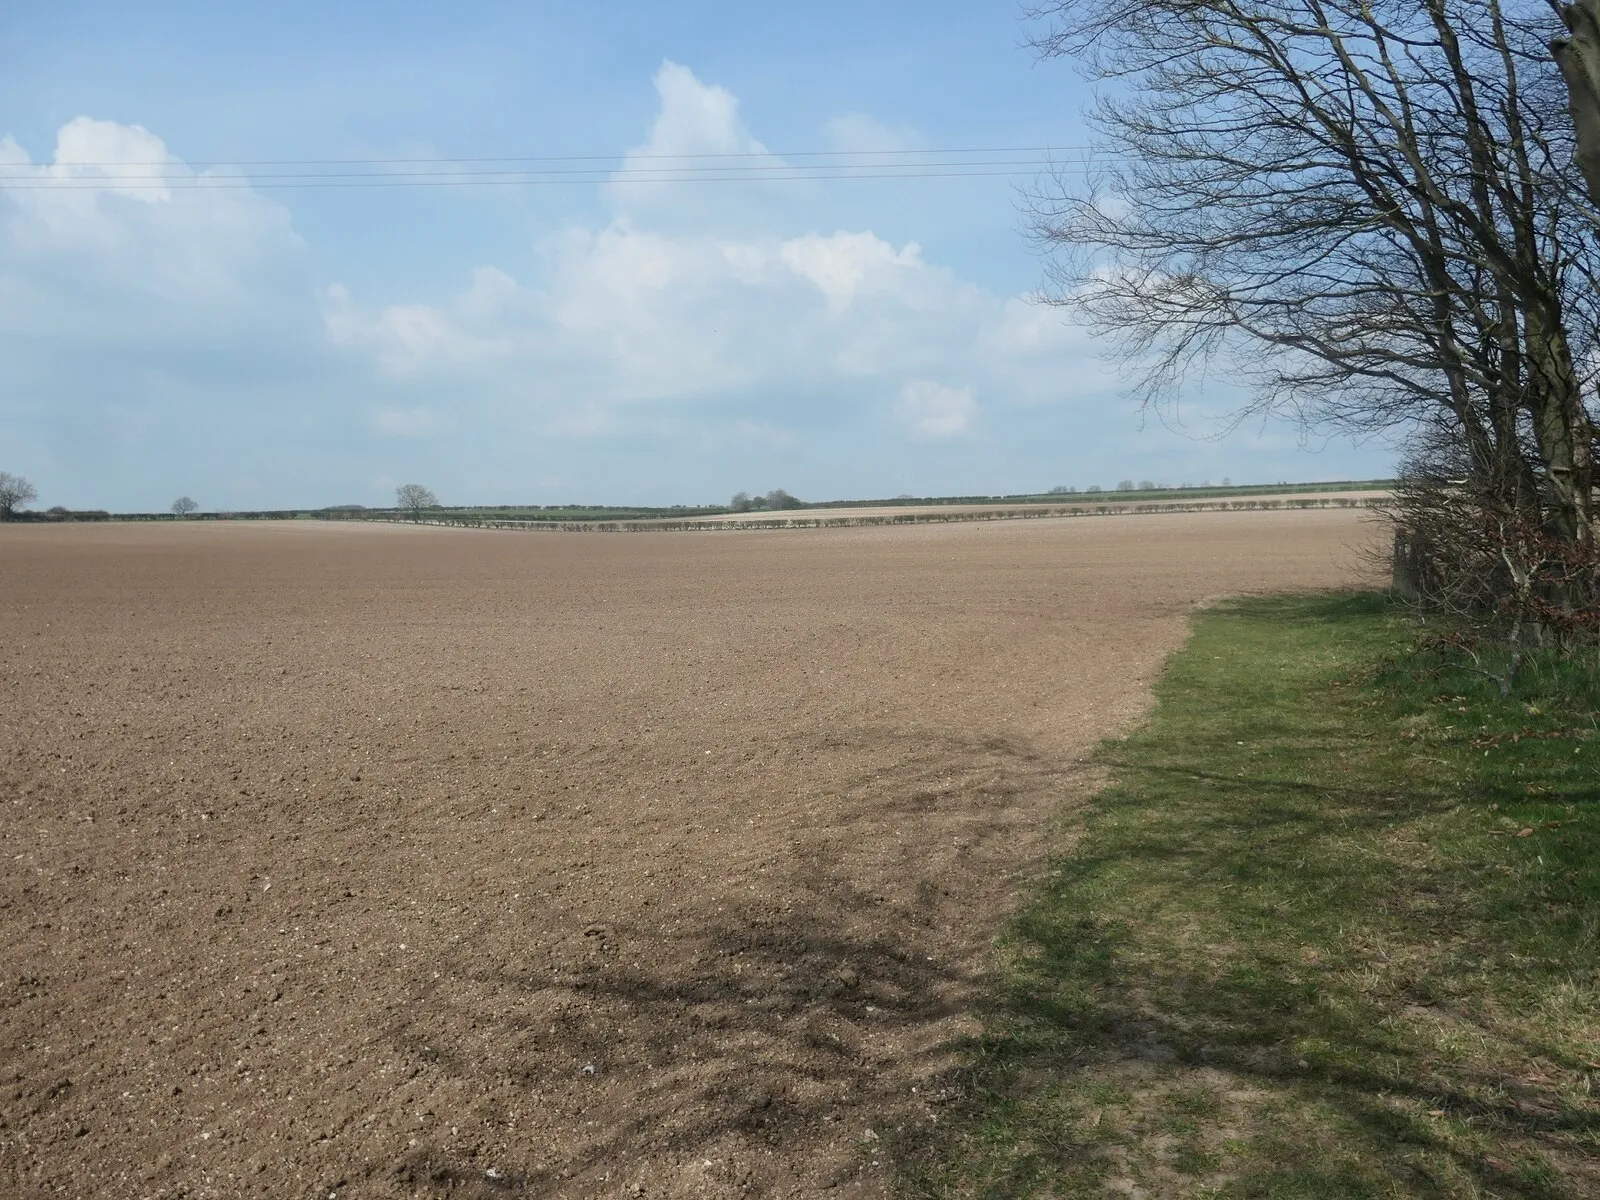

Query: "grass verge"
<box><xmin>904</xmin><ymin>592</ymin><xmax>1599</xmax><ymax>1198</ymax></box>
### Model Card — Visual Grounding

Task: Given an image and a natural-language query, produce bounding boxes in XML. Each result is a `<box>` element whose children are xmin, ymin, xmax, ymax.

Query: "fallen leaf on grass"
<box><xmin>1516</xmin><ymin>828</ymin><xmax>1535</xmax><ymax>837</ymax></box>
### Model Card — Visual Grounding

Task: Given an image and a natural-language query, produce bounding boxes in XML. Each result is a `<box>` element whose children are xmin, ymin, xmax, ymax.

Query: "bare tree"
<box><xmin>171</xmin><ymin>496</ymin><xmax>199</xmax><ymax>518</ymax></box>
<box><xmin>395</xmin><ymin>483</ymin><xmax>438</xmax><ymax>521</ymax></box>
<box><xmin>0</xmin><ymin>472</ymin><xmax>37</xmax><ymax>520</ymax></box>
<box><xmin>1026</xmin><ymin>0</ymin><xmax>1598</xmax><ymax>565</ymax></box>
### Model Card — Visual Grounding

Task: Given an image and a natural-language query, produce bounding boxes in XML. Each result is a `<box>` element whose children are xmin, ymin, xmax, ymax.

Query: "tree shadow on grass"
<box><xmin>899</xmin><ymin>594</ymin><xmax>1599</xmax><ymax>1199</ymax></box>
<box><xmin>946</xmin><ymin>935</ymin><xmax>1600</xmax><ymax>1197</ymax></box>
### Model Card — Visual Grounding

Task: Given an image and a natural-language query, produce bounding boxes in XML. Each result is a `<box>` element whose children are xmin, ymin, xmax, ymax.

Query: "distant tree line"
<box><xmin>728</xmin><ymin>489</ymin><xmax>804</xmax><ymax>513</ymax></box>
<box><xmin>0</xmin><ymin>474</ymin><xmax>213</xmax><ymax>522</ymax></box>
<box><xmin>1047</xmin><ymin>478</ymin><xmax>1233</xmax><ymax>495</ymax></box>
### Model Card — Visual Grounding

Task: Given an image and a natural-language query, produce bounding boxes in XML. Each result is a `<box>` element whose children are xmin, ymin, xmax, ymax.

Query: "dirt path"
<box><xmin>0</xmin><ymin>512</ymin><xmax>1376</xmax><ymax>1199</ymax></box>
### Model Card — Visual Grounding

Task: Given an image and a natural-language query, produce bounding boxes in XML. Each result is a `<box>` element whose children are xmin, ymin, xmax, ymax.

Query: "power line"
<box><xmin>0</xmin><ymin>167</ymin><xmax>1108</xmax><ymax>191</ymax></box>
<box><xmin>0</xmin><ymin>144</ymin><xmax>1098</xmax><ymax>169</ymax></box>
<box><xmin>0</xmin><ymin>156</ymin><xmax>1079</xmax><ymax>182</ymax></box>
<box><xmin>0</xmin><ymin>148</ymin><xmax>1115</xmax><ymax>191</ymax></box>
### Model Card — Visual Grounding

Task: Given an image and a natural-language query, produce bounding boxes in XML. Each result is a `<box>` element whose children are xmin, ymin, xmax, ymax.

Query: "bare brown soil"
<box><xmin>1</xmin><ymin>512</ymin><xmax>1375</xmax><ymax>1199</ymax></box>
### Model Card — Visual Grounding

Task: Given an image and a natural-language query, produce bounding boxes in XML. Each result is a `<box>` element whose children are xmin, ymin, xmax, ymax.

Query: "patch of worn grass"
<box><xmin>902</xmin><ymin>592</ymin><xmax>1599</xmax><ymax>1198</ymax></box>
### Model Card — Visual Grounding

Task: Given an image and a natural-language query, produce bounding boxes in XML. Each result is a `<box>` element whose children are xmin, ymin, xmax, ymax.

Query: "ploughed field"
<box><xmin>1</xmin><ymin>513</ymin><xmax>1372</xmax><ymax>1199</ymax></box>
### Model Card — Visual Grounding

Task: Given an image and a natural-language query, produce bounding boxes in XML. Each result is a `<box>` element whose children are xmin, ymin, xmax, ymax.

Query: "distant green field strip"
<box><xmin>812</xmin><ymin>479</ymin><xmax>1394</xmax><ymax>509</ymax></box>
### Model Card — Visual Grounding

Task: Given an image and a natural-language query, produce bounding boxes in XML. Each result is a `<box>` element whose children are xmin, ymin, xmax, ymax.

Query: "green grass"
<box><xmin>903</xmin><ymin>593</ymin><xmax>1599</xmax><ymax>1199</ymax></box>
<box><xmin>818</xmin><ymin>480</ymin><xmax>1392</xmax><ymax>509</ymax></box>
<box><xmin>341</xmin><ymin>504</ymin><xmax>729</xmax><ymax>523</ymax></box>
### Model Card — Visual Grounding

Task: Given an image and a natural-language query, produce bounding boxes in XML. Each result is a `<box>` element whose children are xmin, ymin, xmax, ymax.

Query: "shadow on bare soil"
<box><xmin>363</xmin><ymin>727</ymin><xmax>1081</xmax><ymax>1197</ymax></box>
<box><xmin>380</xmin><ymin>907</ymin><xmax>969</xmax><ymax>1196</ymax></box>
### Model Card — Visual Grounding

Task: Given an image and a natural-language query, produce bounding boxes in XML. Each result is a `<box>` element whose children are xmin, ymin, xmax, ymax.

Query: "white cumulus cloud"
<box><xmin>0</xmin><ymin>117</ymin><xmax>312</xmax><ymax>357</ymax></box>
<box><xmin>4</xmin><ymin>70</ymin><xmax>1230</xmax><ymax>510</ymax></box>
<box><xmin>779</xmin><ymin>231</ymin><xmax>923</xmax><ymax>313</ymax></box>
<box><xmin>605</xmin><ymin>60</ymin><xmax>790</xmax><ymax>232</ymax></box>
<box><xmin>897</xmin><ymin>381</ymin><xmax>979</xmax><ymax>440</ymax></box>
<box><xmin>0</xmin><ymin>118</ymin><xmax>332</xmax><ymax>506</ymax></box>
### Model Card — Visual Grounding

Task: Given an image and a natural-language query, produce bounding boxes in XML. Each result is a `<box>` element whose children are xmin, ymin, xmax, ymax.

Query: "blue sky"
<box><xmin>0</xmin><ymin>1</ymin><xmax>1395</xmax><ymax>511</ymax></box>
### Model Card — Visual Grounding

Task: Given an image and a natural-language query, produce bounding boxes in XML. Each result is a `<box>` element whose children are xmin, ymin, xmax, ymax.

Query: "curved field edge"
<box><xmin>901</xmin><ymin>592</ymin><xmax>1600</xmax><ymax>1199</ymax></box>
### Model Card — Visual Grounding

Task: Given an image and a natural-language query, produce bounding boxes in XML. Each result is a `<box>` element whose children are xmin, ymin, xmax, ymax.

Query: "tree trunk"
<box><xmin>1554</xmin><ymin>0</ymin><xmax>1600</xmax><ymax>211</ymax></box>
<box><xmin>1523</xmin><ymin>308</ymin><xmax>1595</xmax><ymax>548</ymax></box>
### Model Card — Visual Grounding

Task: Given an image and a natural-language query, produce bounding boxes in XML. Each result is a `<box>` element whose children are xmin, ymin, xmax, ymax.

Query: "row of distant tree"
<box><xmin>0</xmin><ymin>472</ymin><xmax>205</xmax><ymax>521</ymax></box>
<box><xmin>728</xmin><ymin>489</ymin><xmax>804</xmax><ymax>512</ymax></box>
<box><xmin>1047</xmin><ymin>479</ymin><xmax>1233</xmax><ymax>495</ymax></box>
<box><xmin>0</xmin><ymin>472</ymin><xmax>445</xmax><ymax>522</ymax></box>
<box><xmin>2</xmin><ymin>474</ymin><xmax>1266</xmax><ymax>523</ymax></box>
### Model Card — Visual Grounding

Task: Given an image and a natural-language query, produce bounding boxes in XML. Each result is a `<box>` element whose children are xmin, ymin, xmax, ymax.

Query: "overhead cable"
<box><xmin>0</xmin><ymin>145</ymin><xmax>1113</xmax><ymax>190</ymax></box>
